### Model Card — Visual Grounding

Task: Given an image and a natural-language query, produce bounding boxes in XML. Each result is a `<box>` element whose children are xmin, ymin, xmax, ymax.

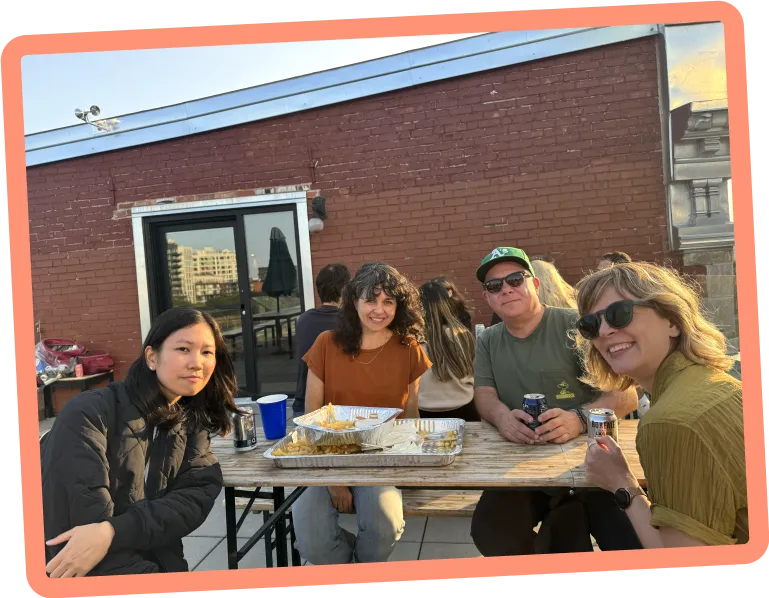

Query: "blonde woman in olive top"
<box><xmin>575</xmin><ymin>262</ymin><xmax>747</xmax><ymax>547</ymax></box>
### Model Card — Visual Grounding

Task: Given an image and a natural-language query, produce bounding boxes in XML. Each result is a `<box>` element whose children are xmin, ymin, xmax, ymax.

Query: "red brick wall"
<box><xmin>26</xmin><ymin>37</ymin><xmax>669</xmax><ymax>378</ymax></box>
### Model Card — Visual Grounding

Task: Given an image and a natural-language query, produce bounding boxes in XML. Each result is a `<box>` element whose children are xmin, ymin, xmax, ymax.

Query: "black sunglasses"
<box><xmin>483</xmin><ymin>271</ymin><xmax>532</xmax><ymax>294</ymax></box>
<box><xmin>576</xmin><ymin>299</ymin><xmax>655</xmax><ymax>340</ymax></box>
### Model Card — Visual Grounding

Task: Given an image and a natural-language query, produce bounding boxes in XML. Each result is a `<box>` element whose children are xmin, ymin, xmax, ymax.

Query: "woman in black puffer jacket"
<box><xmin>41</xmin><ymin>306</ymin><xmax>240</xmax><ymax>577</ymax></box>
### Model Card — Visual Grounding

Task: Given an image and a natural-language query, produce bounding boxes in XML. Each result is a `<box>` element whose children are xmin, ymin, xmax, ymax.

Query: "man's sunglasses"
<box><xmin>483</xmin><ymin>271</ymin><xmax>532</xmax><ymax>294</ymax></box>
<box><xmin>576</xmin><ymin>299</ymin><xmax>654</xmax><ymax>340</ymax></box>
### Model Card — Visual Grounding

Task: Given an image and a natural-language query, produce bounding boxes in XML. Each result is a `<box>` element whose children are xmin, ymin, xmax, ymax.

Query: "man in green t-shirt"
<box><xmin>471</xmin><ymin>246</ymin><xmax>642</xmax><ymax>555</ymax></box>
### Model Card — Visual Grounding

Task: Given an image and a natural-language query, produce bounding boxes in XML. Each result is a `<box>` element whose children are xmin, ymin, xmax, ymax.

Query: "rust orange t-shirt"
<box><xmin>303</xmin><ymin>330</ymin><xmax>432</xmax><ymax>410</ymax></box>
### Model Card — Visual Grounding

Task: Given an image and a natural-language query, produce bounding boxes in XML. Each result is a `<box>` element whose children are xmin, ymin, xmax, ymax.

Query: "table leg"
<box><xmin>224</xmin><ymin>487</ymin><xmax>239</xmax><ymax>570</ymax></box>
<box><xmin>43</xmin><ymin>385</ymin><xmax>54</xmax><ymax>419</ymax></box>
<box><xmin>288</xmin><ymin>512</ymin><xmax>301</xmax><ymax>566</ymax></box>
<box><xmin>263</xmin><ymin>512</ymin><xmax>274</xmax><ymax>568</ymax></box>
<box><xmin>273</xmin><ymin>487</ymin><xmax>288</xmax><ymax>567</ymax></box>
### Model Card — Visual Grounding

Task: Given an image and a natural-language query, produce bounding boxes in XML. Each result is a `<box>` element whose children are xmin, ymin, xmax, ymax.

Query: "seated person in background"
<box><xmin>292</xmin><ymin>263</ymin><xmax>350</xmax><ymax>416</ymax></box>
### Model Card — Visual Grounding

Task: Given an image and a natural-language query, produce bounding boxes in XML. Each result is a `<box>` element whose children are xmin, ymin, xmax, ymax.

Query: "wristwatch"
<box><xmin>614</xmin><ymin>486</ymin><xmax>646</xmax><ymax>510</ymax></box>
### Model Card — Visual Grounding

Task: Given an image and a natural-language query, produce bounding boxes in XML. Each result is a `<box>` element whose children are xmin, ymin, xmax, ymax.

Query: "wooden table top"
<box><xmin>212</xmin><ymin>420</ymin><xmax>645</xmax><ymax>489</ymax></box>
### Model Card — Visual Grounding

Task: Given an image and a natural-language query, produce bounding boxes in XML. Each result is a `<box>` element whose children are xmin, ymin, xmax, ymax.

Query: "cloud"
<box><xmin>667</xmin><ymin>36</ymin><xmax>727</xmax><ymax>109</ymax></box>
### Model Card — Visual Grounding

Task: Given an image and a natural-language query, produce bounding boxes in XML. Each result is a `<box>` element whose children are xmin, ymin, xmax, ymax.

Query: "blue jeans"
<box><xmin>292</xmin><ymin>486</ymin><xmax>405</xmax><ymax>564</ymax></box>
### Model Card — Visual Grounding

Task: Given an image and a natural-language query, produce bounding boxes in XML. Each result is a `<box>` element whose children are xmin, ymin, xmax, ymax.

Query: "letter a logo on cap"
<box><xmin>490</xmin><ymin>248</ymin><xmax>508</xmax><ymax>259</ymax></box>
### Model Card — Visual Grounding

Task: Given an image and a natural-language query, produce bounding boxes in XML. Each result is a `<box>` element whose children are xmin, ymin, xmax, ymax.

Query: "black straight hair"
<box><xmin>124</xmin><ymin>306</ymin><xmax>240</xmax><ymax>435</ymax></box>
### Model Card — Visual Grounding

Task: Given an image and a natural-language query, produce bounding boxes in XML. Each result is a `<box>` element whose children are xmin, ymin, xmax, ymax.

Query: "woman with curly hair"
<box><xmin>294</xmin><ymin>261</ymin><xmax>431</xmax><ymax>564</ymax></box>
<box><xmin>574</xmin><ymin>262</ymin><xmax>746</xmax><ymax>547</ymax></box>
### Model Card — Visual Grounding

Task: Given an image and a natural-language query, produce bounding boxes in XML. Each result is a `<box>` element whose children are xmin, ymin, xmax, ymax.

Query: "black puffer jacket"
<box><xmin>41</xmin><ymin>382</ymin><xmax>223</xmax><ymax>575</ymax></box>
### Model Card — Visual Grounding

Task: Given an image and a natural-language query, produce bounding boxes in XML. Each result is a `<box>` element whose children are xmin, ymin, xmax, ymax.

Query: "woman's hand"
<box><xmin>327</xmin><ymin>486</ymin><xmax>354</xmax><ymax>513</ymax></box>
<box><xmin>45</xmin><ymin>521</ymin><xmax>115</xmax><ymax>578</ymax></box>
<box><xmin>584</xmin><ymin>435</ymin><xmax>637</xmax><ymax>492</ymax></box>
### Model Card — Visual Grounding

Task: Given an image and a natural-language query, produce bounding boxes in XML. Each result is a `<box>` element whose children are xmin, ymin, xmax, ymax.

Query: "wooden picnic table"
<box><xmin>211</xmin><ymin>419</ymin><xmax>645</xmax><ymax>569</ymax></box>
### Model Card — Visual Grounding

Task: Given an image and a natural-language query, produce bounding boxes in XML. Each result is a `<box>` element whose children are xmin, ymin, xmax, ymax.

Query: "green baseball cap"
<box><xmin>476</xmin><ymin>247</ymin><xmax>534</xmax><ymax>282</ymax></box>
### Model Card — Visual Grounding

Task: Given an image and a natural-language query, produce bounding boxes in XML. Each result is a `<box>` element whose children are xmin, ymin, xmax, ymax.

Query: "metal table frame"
<box><xmin>221</xmin><ymin>482</ymin><xmax>644</xmax><ymax>569</ymax></box>
<box><xmin>223</xmin><ymin>486</ymin><xmax>306</xmax><ymax>569</ymax></box>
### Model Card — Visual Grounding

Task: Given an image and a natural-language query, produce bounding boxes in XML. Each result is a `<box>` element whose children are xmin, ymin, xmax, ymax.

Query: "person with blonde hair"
<box><xmin>531</xmin><ymin>259</ymin><xmax>577</xmax><ymax>309</ymax></box>
<box><xmin>575</xmin><ymin>262</ymin><xmax>747</xmax><ymax>547</ymax></box>
<box><xmin>417</xmin><ymin>280</ymin><xmax>479</xmax><ymax>420</ymax></box>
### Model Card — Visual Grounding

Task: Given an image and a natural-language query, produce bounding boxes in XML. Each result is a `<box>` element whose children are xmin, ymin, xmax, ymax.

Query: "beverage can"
<box><xmin>588</xmin><ymin>408</ymin><xmax>619</xmax><ymax>442</ymax></box>
<box><xmin>522</xmin><ymin>393</ymin><xmax>548</xmax><ymax>430</ymax></box>
<box><xmin>231</xmin><ymin>406</ymin><xmax>258</xmax><ymax>452</ymax></box>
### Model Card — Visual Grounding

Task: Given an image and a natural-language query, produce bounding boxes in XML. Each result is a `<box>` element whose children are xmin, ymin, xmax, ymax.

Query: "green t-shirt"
<box><xmin>474</xmin><ymin>306</ymin><xmax>600</xmax><ymax>411</ymax></box>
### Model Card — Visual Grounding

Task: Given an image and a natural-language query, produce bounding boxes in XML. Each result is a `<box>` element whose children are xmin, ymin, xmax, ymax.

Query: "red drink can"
<box><xmin>75</xmin><ymin>363</ymin><xmax>84</xmax><ymax>377</ymax></box>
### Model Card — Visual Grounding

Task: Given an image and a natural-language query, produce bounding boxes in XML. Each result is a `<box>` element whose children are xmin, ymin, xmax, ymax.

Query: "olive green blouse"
<box><xmin>637</xmin><ymin>351</ymin><xmax>748</xmax><ymax>545</ymax></box>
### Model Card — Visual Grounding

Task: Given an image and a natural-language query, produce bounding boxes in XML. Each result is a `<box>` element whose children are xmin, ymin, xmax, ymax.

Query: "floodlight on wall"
<box><xmin>75</xmin><ymin>105</ymin><xmax>120</xmax><ymax>132</ymax></box>
<box><xmin>308</xmin><ymin>195</ymin><xmax>327</xmax><ymax>233</ymax></box>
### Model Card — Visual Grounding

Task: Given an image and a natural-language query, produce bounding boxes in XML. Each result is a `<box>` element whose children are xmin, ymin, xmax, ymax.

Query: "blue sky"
<box><xmin>21</xmin><ymin>24</ymin><xmax>726</xmax><ymax>134</ymax></box>
<box><xmin>21</xmin><ymin>34</ymin><xmax>478</xmax><ymax>134</ymax></box>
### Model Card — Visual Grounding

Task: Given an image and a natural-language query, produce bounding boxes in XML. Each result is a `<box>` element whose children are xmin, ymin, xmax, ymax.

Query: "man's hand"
<box><xmin>534</xmin><ymin>408</ymin><xmax>582</xmax><ymax>444</ymax></box>
<box><xmin>328</xmin><ymin>486</ymin><xmax>354</xmax><ymax>513</ymax></box>
<box><xmin>497</xmin><ymin>409</ymin><xmax>545</xmax><ymax>445</ymax></box>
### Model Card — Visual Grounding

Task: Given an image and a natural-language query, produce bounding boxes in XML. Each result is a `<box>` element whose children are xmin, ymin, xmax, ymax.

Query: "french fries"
<box><xmin>272</xmin><ymin>438</ymin><xmax>361</xmax><ymax>457</ymax></box>
<box><xmin>316</xmin><ymin>403</ymin><xmax>357</xmax><ymax>430</ymax></box>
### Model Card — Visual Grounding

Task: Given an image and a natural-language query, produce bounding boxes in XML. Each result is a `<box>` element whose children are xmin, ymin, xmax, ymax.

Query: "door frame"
<box><xmin>130</xmin><ymin>191</ymin><xmax>315</xmax><ymax>342</ymax></box>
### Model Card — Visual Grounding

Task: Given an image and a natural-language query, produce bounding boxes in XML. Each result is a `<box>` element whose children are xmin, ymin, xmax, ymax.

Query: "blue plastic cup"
<box><xmin>257</xmin><ymin>394</ymin><xmax>288</xmax><ymax>440</ymax></box>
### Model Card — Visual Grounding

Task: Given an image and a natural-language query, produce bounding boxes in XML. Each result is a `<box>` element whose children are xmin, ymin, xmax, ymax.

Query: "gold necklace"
<box><xmin>353</xmin><ymin>337</ymin><xmax>390</xmax><ymax>365</ymax></box>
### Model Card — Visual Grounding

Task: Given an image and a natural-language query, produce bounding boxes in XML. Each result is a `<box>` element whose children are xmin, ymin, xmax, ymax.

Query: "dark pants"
<box><xmin>419</xmin><ymin>401</ymin><xmax>481</xmax><ymax>422</ymax></box>
<box><xmin>470</xmin><ymin>489</ymin><xmax>642</xmax><ymax>555</ymax></box>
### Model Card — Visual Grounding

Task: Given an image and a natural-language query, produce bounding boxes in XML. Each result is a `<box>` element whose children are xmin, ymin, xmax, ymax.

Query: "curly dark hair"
<box><xmin>334</xmin><ymin>261</ymin><xmax>425</xmax><ymax>355</ymax></box>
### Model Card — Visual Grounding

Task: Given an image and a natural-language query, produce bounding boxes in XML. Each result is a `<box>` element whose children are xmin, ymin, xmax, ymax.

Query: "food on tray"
<box><xmin>418</xmin><ymin>429</ymin><xmax>458</xmax><ymax>451</ymax></box>
<box><xmin>319</xmin><ymin>420</ymin><xmax>357</xmax><ymax>431</ymax></box>
<box><xmin>272</xmin><ymin>438</ymin><xmax>361</xmax><ymax>456</ymax></box>
<box><xmin>383</xmin><ymin>441</ymin><xmax>423</xmax><ymax>454</ymax></box>
<box><xmin>315</xmin><ymin>403</ymin><xmax>357</xmax><ymax>430</ymax></box>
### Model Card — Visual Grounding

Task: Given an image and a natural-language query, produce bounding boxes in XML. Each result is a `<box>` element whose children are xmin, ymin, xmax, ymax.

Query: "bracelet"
<box><xmin>570</xmin><ymin>408</ymin><xmax>588</xmax><ymax>434</ymax></box>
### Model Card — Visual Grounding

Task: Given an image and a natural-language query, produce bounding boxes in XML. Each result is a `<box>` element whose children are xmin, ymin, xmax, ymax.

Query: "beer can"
<box><xmin>475</xmin><ymin>323</ymin><xmax>486</xmax><ymax>337</ymax></box>
<box><xmin>588</xmin><ymin>408</ymin><xmax>618</xmax><ymax>442</ymax></box>
<box><xmin>522</xmin><ymin>393</ymin><xmax>548</xmax><ymax>430</ymax></box>
<box><xmin>74</xmin><ymin>363</ymin><xmax>84</xmax><ymax>377</ymax></box>
<box><xmin>231</xmin><ymin>406</ymin><xmax>258</xmax><ymax>452</ymax></box>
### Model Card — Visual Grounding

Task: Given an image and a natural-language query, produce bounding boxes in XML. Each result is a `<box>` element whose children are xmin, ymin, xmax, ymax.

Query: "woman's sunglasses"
<box><xmin>483</xmin><ymin>271</ymin><xmax>532</xmax><ymax>294</ymax></box>
<box><xmin>576</xmin><ymin>299</ymin><xmax>654</xmax><ymax>340</ymax></box>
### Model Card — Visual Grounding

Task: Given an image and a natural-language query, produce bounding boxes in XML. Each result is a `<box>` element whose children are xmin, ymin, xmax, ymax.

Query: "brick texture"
<box><xmin>26</xmin><ymin>37</ymin><xmax>670</xmax><ymax>379</ymax></box>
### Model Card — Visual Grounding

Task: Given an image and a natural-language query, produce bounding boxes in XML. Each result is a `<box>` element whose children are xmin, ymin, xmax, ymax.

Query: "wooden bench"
<box><xmin>232</xmin><ymin>488</ymin><xmax>481</xmax><ymax>518</ymax></box>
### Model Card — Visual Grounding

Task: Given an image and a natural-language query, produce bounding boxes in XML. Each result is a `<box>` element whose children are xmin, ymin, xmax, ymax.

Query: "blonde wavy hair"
<box><xmin>574</xmin><ymin>262</ymin><xmax>735</xmax><ymax>392</ymax></box>
<box><xmin>532</xmin><ymin>260</ymin><xmax>577</xmax><ymax>309</ymax></box>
